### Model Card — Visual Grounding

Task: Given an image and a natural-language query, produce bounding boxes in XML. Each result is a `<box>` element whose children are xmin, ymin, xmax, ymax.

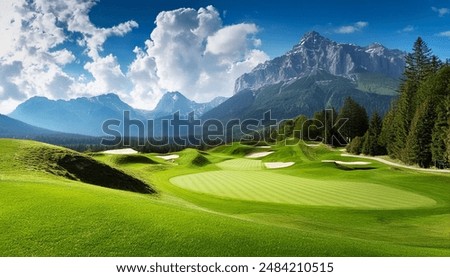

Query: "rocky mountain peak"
<box><xmin>148</xmin><ymin>91</ymin><xmax>228</xmax><ymax>119</ymax></box>
<box><xmin>234</xmin><ymin>31</ymin><xmax>406</xmax><ymax>93</ymax></box>
<box><xmin>297</xmin><ymin>31</ymin><xmax>332</xmax><ymax>49</ymax></box>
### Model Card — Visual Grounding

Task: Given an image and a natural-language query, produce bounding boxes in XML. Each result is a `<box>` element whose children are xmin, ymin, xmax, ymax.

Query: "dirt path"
<box><xmin>341</xmin><ymin>153</ymin><xmax>450</xmax><ymax>174</ymax></box>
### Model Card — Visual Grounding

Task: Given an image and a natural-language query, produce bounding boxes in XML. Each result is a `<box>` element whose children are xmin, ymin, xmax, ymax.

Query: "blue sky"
<box><xmin>0</xmin><ymin>0</ymin><xmax>449</xmax><ymax>113</ymax></box>
<box><xmin>90</xmin><ymin>0</ymin><xmax>450</xmax><ymax>63</ymax></box>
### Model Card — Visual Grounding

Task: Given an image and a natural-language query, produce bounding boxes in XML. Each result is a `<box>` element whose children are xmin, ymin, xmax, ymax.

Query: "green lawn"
<box><xmin>1</xmin><ymin>139</ymin><xmax>450</xmax><ymax>256</ymax></box>
<box><xmin>216</xmin><ymin>158</ymin><xmax>263</xmax><ymax>170</ymax></box>
<box><xmin>171</xmin><ymin>170</ymin><xmax>436</xmax><ymax>208</ymax></box>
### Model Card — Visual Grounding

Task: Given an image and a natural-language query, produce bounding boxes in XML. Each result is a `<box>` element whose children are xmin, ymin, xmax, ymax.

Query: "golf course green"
<box><xmin>1</xmin><ymin>138</ymin><xmax>450</xmax><ymax>256</ymax></box>
<box><xmin>170</xmin><ymin>170</ymin><xmax>435</xmax><ymax>208</ymax></box>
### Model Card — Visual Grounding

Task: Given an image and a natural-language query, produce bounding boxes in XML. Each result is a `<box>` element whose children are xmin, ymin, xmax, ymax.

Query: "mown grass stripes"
<box><xmin>170</xmin><ymin>171</ymin><xmax>436</xmax><ymax>209</ymax></box>
<box><xmin>216</xmin><ymin>159</ymin><xmax>263</xmax><ymax>170</ymax></box>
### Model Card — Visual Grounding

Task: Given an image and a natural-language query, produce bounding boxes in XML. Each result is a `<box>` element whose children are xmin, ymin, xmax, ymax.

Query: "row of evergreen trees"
<box><xmin>274</xmin><ymin>37</ymin><xmax>449</xmax><ymax>169</ymax></box>
<box><xmin>380</xmin><ymin>38</ymin><xmax>449</xmax><ymax>168</ymax></box>
<box><xmin>341</xmin><ymin>38</ymin><xmax>449</xmax><ymax>168</ymax></box>
<box><xmin>273</xmin><ymin>96</ymin><xmax>384</xmax><ymax>156</ymax></box>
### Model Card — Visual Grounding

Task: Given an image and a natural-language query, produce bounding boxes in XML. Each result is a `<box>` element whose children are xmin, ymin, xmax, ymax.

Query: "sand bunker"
<box><xmin>305</xmin><ymin>143</ymin><xmax>320</xmax><ymax>147</ymax></box>
<box><xmin>322</xmin><ymin>160</ymin><xmax>371</xmax><ymax>165</ymax></box>
<box><xmin>264</xmin><ymin>162</ymin><xmax>295</xmax><ymax>169</ymax></box>
<box><xmin>103</xmin><ymin>148</ymin><xmax>138</xmax><ymax>155</ymax></box>
<box><xmin>156</xmin><ymin>154</ymin><xmax>180</xmax><ymax>160</ymax></box>
<box><xmin>256</xmin><ymin>146</ymin><xmax>271</xmax><ymax>149</ymax></box>
<box><xmin>245</xmin><ymin>151</ymin><xmax>274</xmax><ymax>158</ymax></box>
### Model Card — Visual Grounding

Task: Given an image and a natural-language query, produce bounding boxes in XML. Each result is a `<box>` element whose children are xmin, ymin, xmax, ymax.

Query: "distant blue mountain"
<box><xmin>144</xmin><ymin>91</ymin><xmax>227</xmax><ymax>119</ymax></box>
<box><xmin>0</xmin><ymin>113</ymin><xmax>99</xmax><ymax>147</ymax></box>
<box><xmin>0</xmin><ymin>114</ymin><xmax>60</xmax><ymax>137</ymax></box>
<box><xmin>10</xmin><ymin>92</ymin><xmax>227</xmax><ymax>137</ymax></box>
<box><xmin>10</xmin><ymin>93</ymin><xmax>144</xmax><ymax>136</ymax></box>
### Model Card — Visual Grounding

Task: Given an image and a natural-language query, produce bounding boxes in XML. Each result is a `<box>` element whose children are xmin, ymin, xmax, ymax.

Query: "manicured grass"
<box><xmin>216</xmin><ymin>158</ymin><xmax>263</xmax><ymax>170</ymax></box>
<box><xmin>171</xmin><ymin>171</ymin><xmax>436</xmax><ymax>209</ymax></box>
<box><xmin>1</xmin><ymin>139</ymin><xmax>450</xmax><ymax>256</ymax></box>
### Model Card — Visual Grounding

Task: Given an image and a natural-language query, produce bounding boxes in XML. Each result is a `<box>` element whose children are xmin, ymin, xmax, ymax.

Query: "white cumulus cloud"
<box><xmin>128</xmin><ymin>5</ymin><xmax>268</xmax><ymax>109</ymax></box>
<box><xmin>438</xmin><ymin>31</ymin><xmax>450</xmax><ymax>37</ymax></box>
<box><xmin>0</xmin><ymin>2</ymin><xmax>267</xmax><ymax>113</ymax></box>
<box><xmin>0</xmin><ymin>0</ymin><xmax>138</xmax><ymax>114</ymax></box>
<box><xmin>400</xmin><ymin>25</ymin><xmax>415</xmax><ymax>33</ymax></box>
<box><xmin>335</xmin><ymin>21</ymin><xmax>369</xmax><ymax>34</ymax></box>
<box><xmin>432</xmin><ymin>7</ymin><xmax>450</xmax><ymax>17</ymax></box>
<box><xmin>82</xmin><ymin>54</ymin><xmax>130</xmax><ymax>95</ymax></box>
<box><xmin>205</xmin><ymin>23</ymin><xmax>259</xmax><ymax>56</ymax></box>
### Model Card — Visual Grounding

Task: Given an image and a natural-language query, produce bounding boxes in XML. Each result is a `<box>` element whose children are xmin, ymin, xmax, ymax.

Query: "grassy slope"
<box><xmin>170</xmin><ymin>170</ymin><xmax>435</xmax><ymax>208</ymax></box>
<box><xmin>1</xmin><ymin>139</ymin><xmax>450</xmax><ymax>256</ymax></box>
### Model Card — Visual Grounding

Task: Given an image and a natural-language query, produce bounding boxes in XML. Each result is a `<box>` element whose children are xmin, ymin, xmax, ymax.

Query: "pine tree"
<box><xmin>391</xmin><ymin>82</ymin><xmax>414</xmax><ymax>159</ymax></box>
<box><xmin>278</xmin><ymin>119</ymin><xmax>295</xmax><ymax>139</ymax></box>
<box><xmin>337</xmin><ymin>97</ymin><xmax>369</xmax><ymax>142</ymax></box>
<box><xmin>313</xmin><ymin>108</ymin><xmax>343</xmax><ymax>146</ymax></box>
<box><xmin>380</xmin><ymin>104</ymin><xmax>396</xmax><ymax>155</ymax></box>
<box><xmin>447</xmin><ymin>128</ymin><xmax>450</xmax><ymax>164</ymax></box>
<box><xmin>404</xmin><ymin>99</ymin><xmax>435</xmax><ymax>167</ymax></box>
<box><xmin>447</xmin><ymin>95</ymin><xmax>450</xmax><ymax>164</ymax></box>
<box><xmin>293</xmin><ymin>115</ymin><xmax>308</xmax><ymax>139</ymax></box>
<box><xmin>431</xmin><ymin>55</ymin><xmax>443</xmax><ymax>73</ymax></box>
<box><xmin>361</xmin><ymin>112</ymin><xmax>385</xmax><ymax>156</ymax></box>
<box><xmin>404</xmin><ymin>37</ymin><xmax>434</xmax><ymax>85</ymax></box>
<box><xmin>346</xmin><ymin>136</ymin><xmax>364</xmax><ymax>154</ymax></box>
<box><xmin>388</xmin><ymin>37</ymin><xmax>434</xmax><ymax>160</ymax></box>
<box><xmin>429</xmin><ymin>68</ymin><xmax>450</xmax><ymax>168</ymax></box>
<box><xmin>431</xmin><ymin>96</ymin><xmax>449</xmax><ymax>168</ymax></box>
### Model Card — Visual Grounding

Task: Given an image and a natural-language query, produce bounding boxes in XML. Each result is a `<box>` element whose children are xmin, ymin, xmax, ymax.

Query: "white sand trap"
<box><xmin>256</xmin><ymin>146</ymin><xmax>271</xmax><ymax>149</ymax></box>
<box><xmin>245</xmin><ymin>151</ymin><xmax>274</xmax><ymax>158</ymax></box>
<box><xmin>103</xmin><ymin>148</ymin><xmax>138</xmax><ymax>155</ymax></box>
<box><xmin>321</xmin><ymin>160</ymin><xmax>336</xmax><ymax>163</ymax></box>
<box><xmin>305</xmin><ymin>143</ymin><xmax>320</xmax><ymax>147</ymax></box>
<box><xmin>321</xmin><ymin>160</ymin><xmax>371</xmax><ymax>165</ymax></box>
<box><xmin>265</xmin><ymin>162</ymin><xmax>295</xmax><ymax>169</ymax></box>
<box><xmin>336</xmin><ymin>161</ymin><xmax>371</xmax><ymax>165</ymax></box>
<box><xmin>156</xmin><ymin>154</ymin><xmax>180</xmax><ymax>160</ymax></box>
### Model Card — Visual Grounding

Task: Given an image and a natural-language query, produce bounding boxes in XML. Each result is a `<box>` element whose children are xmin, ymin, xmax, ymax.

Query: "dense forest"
<box><xmin>380</xmin><ymin>38</ymin><xmax>449</xmax><ymax>168</ymax></box>
<box><xmin>273</xmin><ymin>37</ymin><xmax>450</xmax><ymax>169</ymax></box>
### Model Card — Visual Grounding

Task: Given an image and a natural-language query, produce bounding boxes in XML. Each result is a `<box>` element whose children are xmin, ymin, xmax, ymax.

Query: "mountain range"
<box><xmin>8</xmin><ymin>92</ymin><xmax>226</xmax><ymax>136</ymax></box>
<box><xmin>0</xmin><ymin>114</ymin><xmax>60</xmax><ymax>138</ymax></box>
<box><xmin>3</xmin><ymin>31</ymin><xmax>405</xmax><ymax>138</ymax></box>
<box><xmin>234</xmin><ymin>31</ymin><xmax>405</xmax><ymax>93</ymax></box>
<box><xmin>0</xmin><ymin>113</ymin><xmax>101</xmax><ymax>149</ymax></box>
<box><xmin>203</xmin><ymin>31</ymin><xmax>404</xmax><ymax>121</ymax></box>
<box><xmin>144</xmin><ymin>92</ymin><xmax>227</xmax><ymax>119</ymax></box>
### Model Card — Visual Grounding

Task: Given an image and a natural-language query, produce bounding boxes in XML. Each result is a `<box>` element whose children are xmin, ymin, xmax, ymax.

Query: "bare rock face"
<box><xmin>234</xmin><ymin>31</ymin><xmax>405</xmax><ymax>93</ymax></box>
<box><xmin>148</xmin><ymin>91</ymin><xmax>228</xmax><ymax>119</ymax></box>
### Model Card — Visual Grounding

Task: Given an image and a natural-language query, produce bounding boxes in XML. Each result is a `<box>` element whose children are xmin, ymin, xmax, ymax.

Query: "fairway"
<box><xmin>170</xmin><ymin>171</ymin><xmax>436</xmax><ymax>209</ymax></box>
<box><xmin>216</xmin><ymin>158</ymin><xmax>263</xmax><ymax>170</ymax></box>
<box><xmin>2</xmin><ymin>139</ymin><xmax>450</xmax><ymax>257</ymax></box>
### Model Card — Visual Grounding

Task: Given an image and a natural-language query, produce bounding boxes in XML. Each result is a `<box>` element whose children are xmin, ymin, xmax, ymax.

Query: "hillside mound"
<box><xmin>177</xmin><ymin>149</ymin><xmax>211</xmax><ymax>167</ymax></box>
<box><xmin>211</xmin><ymin>143</ymin><xmax>262</xmax><ymax>157</ymax></box>
<box><xmin>109</xmin><ymin>154</ymin><xmax>158</xmax><ymax>166</ymax></box>
<box><xmin>16</xmin><ymin>141</ymin><xmax>154</xmax><ymax>194</ymax></box>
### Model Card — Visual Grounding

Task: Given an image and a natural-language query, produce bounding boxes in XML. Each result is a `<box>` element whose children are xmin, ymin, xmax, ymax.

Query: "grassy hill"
<box><xmin>0</xmin><ymin>139</ymin><xmax>154</xmax><ymax>194</ymax></box>
<box><xmin>1</xmin><ymin>139</ymin><xmax>450</xmax><ymax>256</ymax></box>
